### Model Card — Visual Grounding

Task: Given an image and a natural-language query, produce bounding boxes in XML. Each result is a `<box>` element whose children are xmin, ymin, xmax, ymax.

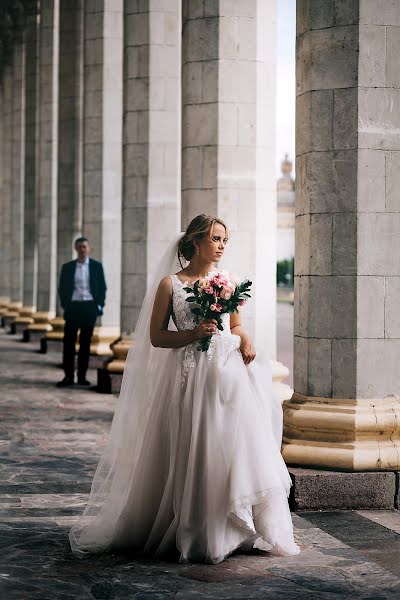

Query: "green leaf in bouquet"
<box><xmin>183</xmin><ymin>286</ymin><xmax>193</xmax><ymax>293</ymax></box>
<box><xmin>217</xmin><ymin>323</ymin><xmax>224</xmax><ymax>331</ymax></box>
<box><xmin>191</xmin><ymin>307</ymin><xmax>203</xmax><ymax>317</ymax></box>
<box><xmin>186</xmin><ymin>296</ymin><xmax>197</xmax><ymax>302</ymax></box>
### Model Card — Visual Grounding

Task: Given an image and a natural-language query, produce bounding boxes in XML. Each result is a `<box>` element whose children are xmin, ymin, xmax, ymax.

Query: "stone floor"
<box><xmin>1</xmin><ymin>327</ymin><xmax>400</xmax><ymax>599</ymax></box>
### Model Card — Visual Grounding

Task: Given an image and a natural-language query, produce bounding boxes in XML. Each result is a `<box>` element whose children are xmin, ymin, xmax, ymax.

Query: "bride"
<box><xmin>69</xmin><ymin>214</ymin><xmax>300</xmax><ymax>563</ymax></box>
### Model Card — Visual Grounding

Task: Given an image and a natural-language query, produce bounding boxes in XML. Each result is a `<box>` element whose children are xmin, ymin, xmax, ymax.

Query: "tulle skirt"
<box><xmin>72</xmin><ymin>337</ymin><xmax>299</xmax><ymax>563</ymax></box>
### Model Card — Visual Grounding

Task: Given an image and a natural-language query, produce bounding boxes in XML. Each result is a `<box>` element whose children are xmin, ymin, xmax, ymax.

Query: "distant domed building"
<box><xmin>277</xmin><ymin>154</ymin><xmax>295</xmax><ymax>262</ymax></box>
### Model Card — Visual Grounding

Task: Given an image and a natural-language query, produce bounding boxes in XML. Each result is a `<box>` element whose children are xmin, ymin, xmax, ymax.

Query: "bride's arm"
<box><xmin>150</xmin><ymin>277</ymin><xmax>217</xmax><ymax>348</ymax></box>
<box><xmin>230</xmin><ymin>311</ymin><xmax>256</xmax><ymax>365</ymax></box>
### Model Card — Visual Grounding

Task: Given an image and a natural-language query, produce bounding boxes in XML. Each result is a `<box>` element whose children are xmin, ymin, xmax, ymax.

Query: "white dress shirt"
<box><xmin>72</xmin><ymin>257</ymin><xmax>94</xmax><ymax>301</ymax></box>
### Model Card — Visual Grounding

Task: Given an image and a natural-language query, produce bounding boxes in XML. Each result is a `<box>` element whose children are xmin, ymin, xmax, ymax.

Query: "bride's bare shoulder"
<box><xmin>157</xmin><ymin>276</ymin><xmax>173</xmax><ymax>294</ymax></box>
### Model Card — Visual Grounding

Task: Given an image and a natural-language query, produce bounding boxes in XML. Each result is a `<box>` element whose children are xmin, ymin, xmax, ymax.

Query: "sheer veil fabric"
<box><xmin>69</xmin><ymin>235</ymin><xmax>300</xmax><ymax>563</ymax></box>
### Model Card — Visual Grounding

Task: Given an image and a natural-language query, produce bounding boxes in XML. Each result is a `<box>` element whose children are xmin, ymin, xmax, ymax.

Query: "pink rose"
<box><xmin>205</xmin><ymin>286</ymin><xmax>214</xmax><ymax>295</ymax></box>
<box><xmin>210</xmin><ymin>273</ymin><xmax>228</xmax><ymax>287</ymax></box>
<box><xmin>210</xmin><ymin>303</ymin><xmax>217</xmax><ymax>311</ymax></box>
<box><xmin>238</xmin><ymin>299</ymin><xmax>246</xmax><ymax>306</ymax></box>
<box><xmin>198</xmin><ymin>278</ymin><xmax>208</xmax><ymax>289</ymax></box>
<box><xmin>220</xmin><ymin>288</ymin><xmax>232</xmax><ymax>300</ymax></box>
<box><xmin>214</xmin><ymin>303</ymin><xmax>222</xmax><ymax>312</ymax></box>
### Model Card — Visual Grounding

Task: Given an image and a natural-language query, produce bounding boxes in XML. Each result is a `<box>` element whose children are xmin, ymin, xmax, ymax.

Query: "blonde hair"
<box><xmin>178</xmin><ymin>214</ymin><xmax>228</xmax><ymax>266</ymax></box>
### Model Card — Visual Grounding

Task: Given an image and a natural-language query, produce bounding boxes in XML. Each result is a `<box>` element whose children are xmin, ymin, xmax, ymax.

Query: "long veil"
<box><xmin>69</xmin><ymin>234</ymin><xmax>183</xmax><ymax>556</ymax></box>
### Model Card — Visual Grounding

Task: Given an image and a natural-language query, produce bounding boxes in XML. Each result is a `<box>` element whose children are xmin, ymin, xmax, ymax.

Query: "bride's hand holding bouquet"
<box><xmin>184</xmin><ymin>270</ymin><xmax>252</xmax><ymax>352</ymax></box>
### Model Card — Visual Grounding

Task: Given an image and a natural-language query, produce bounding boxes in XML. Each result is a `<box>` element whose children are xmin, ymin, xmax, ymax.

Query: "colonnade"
<box><xmin>0</xmin><ymin>1</ymin><xmax>290</xmax><ymax>399</ymax></box>
<box><xmin>2</xmin><ymin>0</ymin><xmax>400</xmax><ymax>472</ymax></box>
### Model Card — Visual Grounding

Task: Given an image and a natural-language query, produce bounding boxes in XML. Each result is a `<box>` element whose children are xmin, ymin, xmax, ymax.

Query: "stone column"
<box><xmin>181</xmin><ymin>0</ymin><xmax>291</xmax><ymax>399</ymax></box>
<box><xmin>81</xmin><ymin>0</ymin><xmax>123</xmax><ymax>359</ymax></box>
<box><xmin>3</xmin><ymin>42</ymin><xmax>26</xmax><ymax>329</ymax></box>
<box><xmin>282</xmin><ymin>0</ymin><xmax>400</xmax><ymax>470</ymax></box>
<box><xmin>26</xmin><ymin>0</ymin><xmax>60</xmax><ymax>341</ymax></box>
<box><xmin>0</xmin><ymin>67</ymin><xmax>13</xmax><ymax>318</ymax></box>
<box><xmin>102</xmin><ymin>0</ymin><xmax>181</xmax><ymax>388</ymax></box>
<box><xmin>57</xmin><ymin>0</ymin><xmax>83</xmax><ymax>274</ymax></box>
<box><xmin>10</xmin><ymin>42</ymin><xmax>25</xmax><ymax>309</ymax></box>
<box><xmin>0</xmin><ymin>84</ymin><xmax>5</xmax><ymax>313</ymax></box>
<box><xmin>13</xmin><ymin>16</ymin><xmax>39</xmax><ymax>335</ymax></box>
<box><xmin>42</xmin><ymin>0</ymin><xmax>84</xmax><ymax>350</ymax></box>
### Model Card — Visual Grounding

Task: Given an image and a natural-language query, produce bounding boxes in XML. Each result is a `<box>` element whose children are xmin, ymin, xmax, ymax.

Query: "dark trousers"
<box><xmin>63</xmin><ymin>301</ymin><xmax>98</xmax><ymax>380</ymax></box>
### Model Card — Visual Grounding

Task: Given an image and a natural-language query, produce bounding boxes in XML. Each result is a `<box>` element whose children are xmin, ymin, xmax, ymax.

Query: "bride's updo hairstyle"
<box><xmin>178</xmin><ymin>214</ymin><xmax>228</xmax><ymax>267</ymax></box>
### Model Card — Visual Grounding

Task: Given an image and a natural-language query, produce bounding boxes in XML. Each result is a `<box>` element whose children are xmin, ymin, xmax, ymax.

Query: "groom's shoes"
<box><xmin>56</xmin><ymin>376</ymin><xmax>75</xmax><ymax>388</ymax></box>
<box><xmin>77</xmin><ymin>378</ymin><xmax>91</xmax><ymax>386</ymax></box>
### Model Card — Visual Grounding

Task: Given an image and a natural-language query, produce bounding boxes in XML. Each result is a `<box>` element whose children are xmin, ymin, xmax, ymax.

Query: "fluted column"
<box><xmin>26</xmin><ymin>0</ymin><xmax>60</xmax><ymax>340</ymax></box>
<box><xmin>282</xmin><ymin>0</ymin><xmax>400</xmax><ymax>470</ymax></box>
<box><xmin>81</xmin><ymin>0</ymin><xmax>123</xmax><ymax>357</ymax></box>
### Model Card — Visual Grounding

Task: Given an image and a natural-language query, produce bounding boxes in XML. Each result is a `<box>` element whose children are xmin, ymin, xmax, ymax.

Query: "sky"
<box><xmin>276</xmin><ymin>0</ymin><xmax>296</xmax><ymax>179</ymax></box>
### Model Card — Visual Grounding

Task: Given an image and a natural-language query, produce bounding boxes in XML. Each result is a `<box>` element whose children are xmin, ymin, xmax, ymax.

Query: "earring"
<box><xmin>196</xmin><ymin>248</ymin><xmax>200</xmax><ymax>256</ymax></box>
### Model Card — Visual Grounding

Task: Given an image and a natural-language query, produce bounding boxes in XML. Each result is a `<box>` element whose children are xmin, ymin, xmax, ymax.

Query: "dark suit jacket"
<box><xmin>58</xmin><ymin>258</ymin><xmax>107</xmax><ymax>315</ymax></box>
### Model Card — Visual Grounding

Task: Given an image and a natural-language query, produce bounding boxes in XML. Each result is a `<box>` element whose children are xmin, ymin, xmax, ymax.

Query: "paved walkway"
<box><xmin>1</xmin><ymin>328</ymin><xmax>400</xmax><ymax>599</ymax></box>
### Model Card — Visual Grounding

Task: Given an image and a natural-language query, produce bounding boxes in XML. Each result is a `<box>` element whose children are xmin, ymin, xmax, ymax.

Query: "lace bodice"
<box><xmin>170</xmin><ymin>274</ymin><xmax>241</xmax><ymax>385</ymax></box>
<box><xmin>170</xmin><ymin>274</ymin><xmax>231</xmax><ymax>332</ymax></box>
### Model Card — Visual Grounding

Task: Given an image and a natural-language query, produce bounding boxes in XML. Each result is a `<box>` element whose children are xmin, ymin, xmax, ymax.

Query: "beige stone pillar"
<box><xmin>5</xmin><ymin>42</ymin><xmax>25</xmax><ymax>326</ymax></box>
<box><xmin>81</xmin><ymin>0</ymin><xmax>123</xmax><ymax>357</ymax></box>
<box><xmin>0</xmin><ymin>84</ymin><xmax>5</xmax><ymax>314</ymax></box>
<box><xmin>26</xmin><ymin>0</ymin><xmax>60</xmax><ymax>340</ymax></box>
<box><xmin>14</xmin><ymin>16</ymin><xmax>39</xmax><ymax>334</ymax></box>
<box><xmin>57</xmin><ymin>0</ymin><xmax>83</xmax><ymax>273</ymax></box>
<box><xmin>282</xmin><ymin>0</ymin><xmax>400</xmax><ymax>470</ymax></box>
<box><xmin>44</xmin><ymin>0</ymin><xmax>85</xmax><ymax>346</ymax></box>
<box><xmin>104</xmin><ymin>0</ymin><xmax>181</xmax><ymax>381</ymax></box>
<box><xmin>181</xmin><ymin>0</ymin><xmax>291</xmax><ymax>399</ymax></box>
<box><xmin>0</xmin><ymin>67</ymin><xmax>13</xmax><ymax>317</ymax></box>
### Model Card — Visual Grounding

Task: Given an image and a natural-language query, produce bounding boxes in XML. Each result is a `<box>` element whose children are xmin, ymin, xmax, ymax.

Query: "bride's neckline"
<box><xmin>173</xmin><ymin>269</ymin><xmax>220</xmax><ymax>286</ymax></box>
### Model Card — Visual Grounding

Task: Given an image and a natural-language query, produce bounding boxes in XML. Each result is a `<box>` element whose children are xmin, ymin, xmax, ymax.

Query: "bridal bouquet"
<box><xmin>184</xmin><ymin>270</ymin><xmax>252</xmax><ymax>352</ymax></box>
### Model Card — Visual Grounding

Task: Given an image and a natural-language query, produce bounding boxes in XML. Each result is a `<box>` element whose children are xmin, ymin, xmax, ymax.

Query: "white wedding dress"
<box><xmin>70</xmin><ymin>241</ymin><xmax>299</xmax><ymax>563</ymax></box>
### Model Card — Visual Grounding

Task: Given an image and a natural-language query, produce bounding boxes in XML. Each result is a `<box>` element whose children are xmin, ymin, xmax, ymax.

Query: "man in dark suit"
<box><xmin>57</xmin><ymin>237</ymin><xmax>107</xmax><ymax>387</ymax></box>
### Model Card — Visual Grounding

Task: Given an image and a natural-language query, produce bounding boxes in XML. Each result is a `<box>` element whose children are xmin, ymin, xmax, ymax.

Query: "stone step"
<box><xmin>288</xmin><ymin>467</ymin><xmax>399</xmax><ymax>511</ymax></box>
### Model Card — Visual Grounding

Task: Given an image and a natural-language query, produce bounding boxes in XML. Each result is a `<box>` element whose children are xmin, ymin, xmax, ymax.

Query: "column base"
<box><xmin>24</xmin><ymin>311</ymin><xmax>55</xmax><ymax>342</ymax></box>
<box><xmin>10</xmin><ymin>306</ymin><xmax>36</xmax><ymax>334</ymax></box>
<box><xmin>1</xmin><ymin>301</ymin><xmax>23</xmax><ymax>328</ymax></box>
<box><xmin>90</xmin><ymin>326</ymin><xmax>120</xmax><ymax>357</ymax></box>
<box><xmin>96</xmin><ymin>337</ymin><xmax>132</xmax><ymax>394</ymax></box>
<box><xmin>0</xmin><ymin>299</ymin><xmax>11</xmax><ymax>323</ymax></box>
<box><xmin>88</xmin><ymin>326</ymin><xmax>120</xmax><ymax>370</ymax></box>
<box><xmin>271</xmin><ymin>359</ymin><xmax>293</xmax><ymax>402</ymax></box>
<box><xmin>46</xmin><ymin>316</ymin><xmax>65</xmax><ymax>340</ymax></box>
<box><xmin>282</xmin><ymin>392</ymin><xmax>400</xmax><ymax>471</ymax></box>
<box><xmin>106</xmin><ymin>337</ymin><xmax>132</xmax><ymax>373</ymax></box>
<box><xmin>40</xmin><ymin>317</ymin><xmax>66</xmax><ymax>354</ymax></box>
